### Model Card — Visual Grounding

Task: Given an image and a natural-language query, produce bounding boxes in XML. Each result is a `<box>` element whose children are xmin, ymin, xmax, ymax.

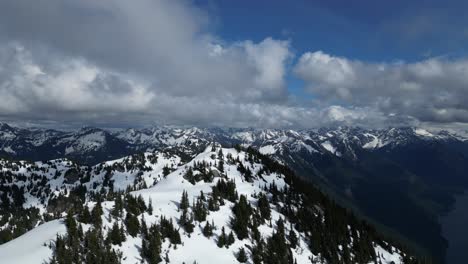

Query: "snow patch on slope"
<box><xmin>259</xmin><ymin>144</ymin><xmax>277</xmax><ymax>154</ymax></box>
<box><xmin>414</xmin><ymin>128</ymin><xmax>434</xmax><ymax>137</ymax></box>
<box><xmin>321</xmin><ymin>141</ymin><xmax>341</xmax><ymax>156</ymax></box>
<box><xmin>0</xmin><ymin>219</ymin><xmax>66</xmax><ymax>264</ymax></box>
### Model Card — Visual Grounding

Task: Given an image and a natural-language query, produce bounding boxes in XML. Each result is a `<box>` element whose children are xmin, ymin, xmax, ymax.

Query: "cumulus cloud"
<box><xmin>0</xmin><ymin>44</ymin><xmax>154</xmax><ymax>117</ymax></box>
<box><xmin>295</xmin><ymin>51</ymin><xmax>468</xmax><ymax>124</ymax></box>
<box><xmin>0</xmin><ymin>0</ymin><xmax>292</xmax><ymax>102</ymax></box>
<box><xmin>1</xmin><ymin>0</ymin><xmax>467</xmax><ymax>129</ymax></box>
<box><xmin>0</xmin><ymin>42</ymin><xmax>384</xmax><ymax>128</ymax></box>
<box><xmin>0</xmin><ymin>0</ymin><xmax>299</xmax><ymax>127</ymax></box>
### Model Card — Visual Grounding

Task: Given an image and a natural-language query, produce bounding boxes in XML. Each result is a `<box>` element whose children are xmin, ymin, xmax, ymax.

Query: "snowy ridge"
<box><xmin>0</xmin><ymin>146</ymin><xmax>410</xmax><ymax>264</ymax></box>
<box><xmin>1</xmin><ymin>123</ymin><xmax>467</xmax><ymax>165</ymax></box>
<box><xmin>0</xmin><ymin>151</ymin><xmax>180</xmax><ymax>215</ymax></box>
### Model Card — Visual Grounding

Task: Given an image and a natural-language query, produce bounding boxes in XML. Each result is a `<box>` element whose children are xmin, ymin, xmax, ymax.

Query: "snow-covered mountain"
<box><xmin>1</xmin><ymin>123</ymin><xmax>467</xmax><ymax>262</ymax></box>
<box><xmin>0</xmin><ymin>124</ymin><xmax>133</xmax><ymax>165</ymax></box>
<box><xmin>0</xmin><ymin>146</ymin><xmax>413</xmax><ymax>264</ymax></box>
<box><xmin>1</xmin><ymin>123</ymin><xmax>466</xmax><ymax>165</ymax></box>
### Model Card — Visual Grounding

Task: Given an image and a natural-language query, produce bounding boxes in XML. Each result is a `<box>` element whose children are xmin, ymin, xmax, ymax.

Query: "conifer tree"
<box><xmin>125</xmin><ymin>212</ymin><xmax>140</xmax><ymax>237</ymax></box>
<box><xmin>142</xmin><ymin>227</ymin><xmax>162</xmax><ymax>264</ymax></box>
<box><xmin>180</xmin><ymin>190</ymin><xmax>189</xmax><ymax>211</ymax></box>
<box><xmin>78</xmin><ymin>204</ymin><xmax>92</xmax><ymax>224</ymax></box>
<box><xmin>236</xmin><ymin>247</ymin><xmax>248</xmax><ymax>263</ymax></box>
<box><xmin>231</xmin><ymin>195</ymin><xmax>251</xmax><ymax>240</ymax></box>
<box><xmin>226</xmin><ymin>231</ymin><xmax>235</xmax><ymax>247</ymax></box>
<box><xmin>108</xmin><ymin>222</ymin><xmax>125</xmax><ymax>245</ymax></box>
<box><xmin>217</xmin><ymin>158</ymin><xmax>224</xmax><ymax>173</ymax></box>
<box><xmin>208</xmin><ymin>196</ymin><xmax>220</xmax><ymax>211</ymax></box>
<box><xmin>111</xmin><ymin>195</ymin><xmax>123</xmax><ymax>218</ymax></box>
<box><xmin>217</xmin><ymin>227</ymin><xmax>227</xmax><ymax>248</ymax></box>
<box><xmin>258</xmin><ymin>193</ymin><xmax>271</xmax><ymax>221</ymax></box>
<box><xmin>65</xmin><ymin>212</ymin><xmax>78</xmax><ymax>238</ymax></box>
<box><xmin>288</xmin><ymin>229</ymin><xmax>298</xmax><ymax>249</ymax></box>
<box><xmin>202</xmin><ymin>221</ymin><xmax>214</xmax><ymax>237</ymax></box>
<box><xmin>148</xmin><ymin>198</ymin><xmax>154</xmax><ymax>215</ymax></box>
<box><xmin>91</xmin><ymin>202</ymin><xmax>103</xmax><ymax>227</ymax></box>
<box><xmin>193</xmin><ymin>197</ymin><xmax>207</xmax><ymax>222</ymax></box>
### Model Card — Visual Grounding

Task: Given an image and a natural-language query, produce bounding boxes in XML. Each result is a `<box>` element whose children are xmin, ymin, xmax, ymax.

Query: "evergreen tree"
<box><xmin>78</xmin><ymin>204</ymin><xmax>92</xmax><ymax>224</ymax></box>
<box><xmin>111</xmin><ymin>195</ymin><xmax>123</xmax><ymax>218</ymax></box>
<box><xmin>226</xmin><ymin>231</ymin><xmax>235</xmax><ymax>247</ymax></box>
<box><xmin>217</xmin><ymin>227</ymin><xmax>227</xmax><ymax>248</ymax></box>
<box><xmin>208</xmin><ymin>196</ymin><xmax>220</xmax><ymax>211</ymax></box>
<box><xmin>236</xmin><ymin>247</ymin><xmax>248</xmax><ymax>263</ymax></box>
<box><xmin>65</xmin><ymin>212</ymin><xmax>78</xmax><ymax>238</ymax></box>
<box><xmin>180</xmin><ymin>210</ymin><xmax>194</xmax><ymax>234</ymax></box>
<box><xmin>148</xmin><ymin>198</ymin><xmax>154</xmax><ymax>215</ymax></box>
<box><xmin>218</xmin><ymin>148</ymin><xmax>224</xmax><ymax>160</ymax></box>
<box><xmin>162</xmin><ymin>165</ymin><xmax>171</xmax><ymax>177</ymax></box>
<box><xmin>231</xmin><ymin>195</ymin><xmax>252</xmax><ymax>240</ymax></box>
<box><xmin>258</xmin><ymin>193</ymin><xmax>271</xmax><ymax>221</ymax></box>
<box><xmin>125</xmin><ymin>212</ymin><xmax>140</xmax><ymax>237</ymax></box>
<box><xmin>288</xmin><ymin>229</ymin><xmax>298</xmax><ymax>249</ymax></box>
<box><xmin>91</xmin><ymin>201</ymin><xmax>103</xmax><ymax>227</ymax></box>
<box><xmin>108</xmin><ymin>222</ymin><xmax>125</xmax><ymax>245</ymax></box>
<box><xmin>142</xmin><ymin>226</ymin><xmax>162</xmax><ymax>264</ymax></box>
<box><xmin>202</xmin><ymin>221</ymin><xmax>214</xmax><ymax>237</ymax></box>
<box><xmin>180</xmin><ymin>190</ymin><xmax>189</xmax><ymax>211</ymax></box>
<box><xmin>193</xmin><ymin>197</ymin><xmax>208</xmax><ymax>222</ymax></box>
<box><xmin>217</xmin><ymin>158</ymin><xmax>224</xmax><ymax>173</ymax></box>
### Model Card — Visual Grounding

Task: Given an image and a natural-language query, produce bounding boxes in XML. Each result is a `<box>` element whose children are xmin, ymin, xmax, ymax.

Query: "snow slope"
<box><xmin>0</xmin><ymin>219</ymin><xmax>66</xmax><ymax>263</ymax></box>
<box><xmin>0</xmin><ymin>146</ymin><xmax>407</xmax><ymax>264</ymax></box>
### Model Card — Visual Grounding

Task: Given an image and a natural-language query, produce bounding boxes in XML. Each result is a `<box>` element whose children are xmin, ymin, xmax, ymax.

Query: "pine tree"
<box><xmin>108</xmin><ymin>222</ymin><xmax>125</xmax><ymax>245</ymax></box>
<box><xmin>208</xmin><ymin>196</ymin><xmax>220</xmax><ymax>211</ymax></box>
<box><xmin>218</xmin><ymin>148</ymin><xmax>224</xmax><ymax>159</ymax></box>
<box><xmin>264</xmin><ymin>220</ymin><xmax>291</xmax><ymax>264</ymax></box>
<box><xmin>184</xmin><ymin>168</ymin><xmax>196</xmax><ymax>185</ymax></box>
<box><xmin>78</xmin><ymin>204</ymin><xmax>91</xmax><ymax>224</ymax></box>
<box><xmin>226</xmin><ymin>231</ymin><xmax>235</xmax><ymax>247</ymax></box>
<box><xmin>202</xmin><ymin>221</ymin><xmax>214</xmax><ymax>237</ymax></box>
<box><xmin>236</xmin><ymin>247</ymin><xmax>248</xmax><ymax>263</ymax></box>
<box><xmin>231</xmin><ymin>195</ymin><xmax>252</xmax><ymax>240</ymax></box>
<box><xmin>91</xmin><ymin>201</ymin><xmax>103</xmax><ymax>227</ymax></box>
<box><xmin>250</xmin><ymin>239</ymin><xmax>265</xmax><ymax>264</ymax></box>
<box><xmin>288</xmin><ymin>229</ymin><xmax>298</xmax><ymax>249</ymax></box>
<box><xmin>111</xmin><ymin>195</ymin><xmax>124</xmax><ymax>218</ymax></box>
<box><xmin>162</xmin><ymin>165</ymin><xmax>171</xmax><ymax>177</ymax></box>
<box><xmin>179</xmin><ymin>207</ymin><xmax>194</xmax><ymax>234</ymax></box>
<box><xmin>217</xmin><ymin>227</ymin><xmax>227</xmax><ymax>248</ymax></box>
<box><xmin>193</xmin><ymin>197</ymin><xmax>207</xmax><ymax>222</ymax></box>
<box><xmin>180</xmin><ymin>190</ymin><xmax>189</xmax><ymax>211</ymax></box>
<box><xmin>65</xmin><ymin>212</ymin><xmax>78</xmax><ymax>238</ymax></box>
<box><xmin>142</xmin><ymin>227</ymin><xmax>162</xmax><ymax>264</ymax></box>
<box><xmin>217</xmin><ymin>158</ymin><xmax>224</xmax><ymax>173</ymax></box>
<box><xmin>148</xmin><ymin>198</ymin><xmax>154</xmax><ymax>215</ymax></box>
<box><xmin>125</xmin><ymin>212</ymin><xmax>140</xmax><ymax>237</ymax></box>
<box><xmin>258</xmin><ymin>193</ymin><xmax>271</xmax><ymax>221</ymax></box>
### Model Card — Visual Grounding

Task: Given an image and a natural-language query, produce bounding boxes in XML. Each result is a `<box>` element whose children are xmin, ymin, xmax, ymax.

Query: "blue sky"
<box><xmin>197</xmin><ymin>0</ymin><xmax>468</xmax><ymax>61</ymax></box>
<box><xmin>194</xmin><ymin>0</ymin><xmax>468</xmax><ymax>114</ymax></box>
<box><xmin>1</xmin><ymin>0</ymin><xmax>468</xmax><ymax>129</ymax></box>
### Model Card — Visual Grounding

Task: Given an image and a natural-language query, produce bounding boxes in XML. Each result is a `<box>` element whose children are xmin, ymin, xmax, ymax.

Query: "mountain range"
<box><xmin>0</xmin><ymin>143</ymin><xmax>416</xmax><ymax>263</ymax></box>
<box><xmin>1</xmin><ymin>123</ymin><xmax>468</xmax><ymax>263</ymax></box>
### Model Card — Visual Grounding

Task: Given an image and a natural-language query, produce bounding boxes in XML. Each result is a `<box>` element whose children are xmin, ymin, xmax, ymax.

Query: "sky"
<box><xmin>0</xmin><ymin>0</ymin><xmax>468</xmax><ymax>129</ymax></box>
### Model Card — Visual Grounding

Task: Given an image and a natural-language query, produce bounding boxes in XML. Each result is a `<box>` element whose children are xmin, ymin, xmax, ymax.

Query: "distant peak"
<box><xmin>0</xmin><ymin>122</ymin><xmax>14</xmax><ymax>131</ymax></box>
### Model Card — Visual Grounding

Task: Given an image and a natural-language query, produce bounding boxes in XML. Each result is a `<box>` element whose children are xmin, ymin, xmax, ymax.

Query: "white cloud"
<box><xmin>243</xmin><ymin>38</ymin><xmax>291</xmax><ymax>95</ymax></box>
<box><xmin>0</xmin><ymin>43</ymin><xmax>154</xmax><ymax>116</ymax></box>
<box><xmin>1</xmin><ymin>0</ymin><xmax>468</xmax><ymax>128</ymax></box>
<box><xmin>295</xmin><ymin>50</ymin><xmax>468</xmax><ymax>123</ymax></box>
<box><xmin>0</xmin><ymin>0</ymin><xmax>297</xmax><ymax>127</ymax></box>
